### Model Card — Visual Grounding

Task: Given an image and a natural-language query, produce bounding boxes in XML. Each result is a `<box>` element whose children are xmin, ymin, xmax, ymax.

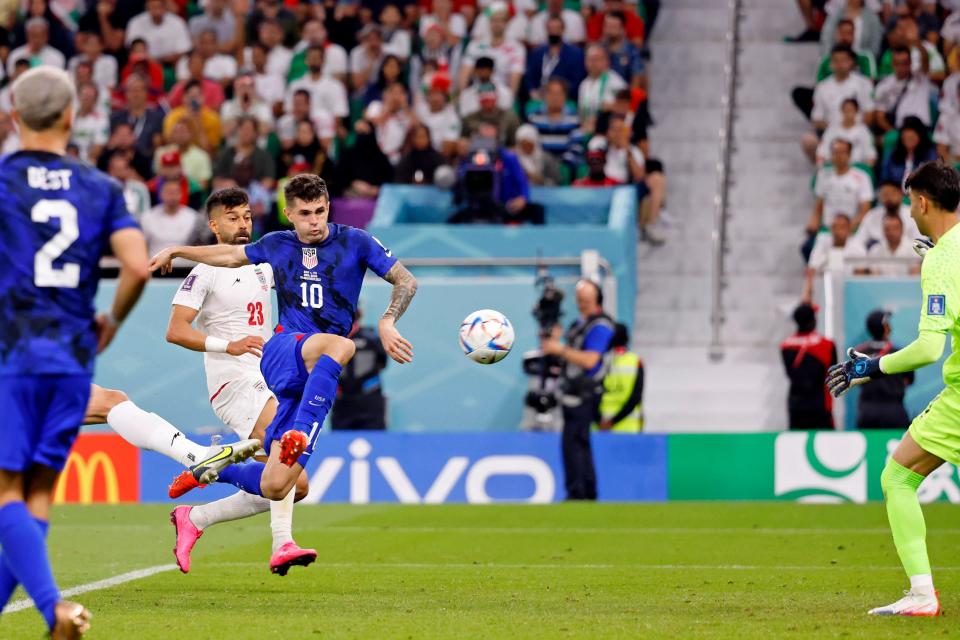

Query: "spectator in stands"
<box><xmin>573</xmin><ymin>145</ymin><xmax>620</xmax><ymax>186</ymax></box>
<box><xmin>243</xmin><ymin>19</ymin><xmax>293</xmax><ymax>84</ymax></box>
<box><xmin>214</xmin><ymin>116</ymin><xmax>276</xmax><ymax>190</ymax></box>
<box><xmin>395</xmin><ymin>123</ymin><xmax>447</xmax><ymax>184</ymax></box>
<box><xmin>0</xmin><ymin>112</ymin><xmax>19</xmax><ymax>156</ymax></box>
<box><xmin>125</xmin><ymin>0</ymin><xmax>193</xmax><ymax>66</ymax></box>
<box><xmin>780</xmin><ymin>303</ymin><xmax>837</xmax><ymax>430</ymax></box>
<box><xmin>460</xmin><ymin>3</ymin><xmax>526</xmax><ymax>96</ymax></box>
<box><xmin>8</xmin><ymin>17</ymin><xmax>65</xmax><ymax>75</ymax></box>
<box><xmin>853</xmin><ymin>309</ymin><xmax>914</xmax><ymax>429</ymax></box>
<box><xmin>934</xmin><ymin>83</ymin><xmax>960</xmax><ymax>161</ymax></box>
<box><xmin>69</xmin><ymin>31</ymin><xmax>118</xmax><ymax>91</ymax></box>
<box><xmin>107</xmin><ymin>153</ymin><xmax>151</xmax><ymax>220</ymax></box>
<box><xmin>164</xmin><ymin>80</ymin><xmax>223</xmax><ymax>154</ymax></box>
<box><xmin>71</xmin><ymin>82</ymin><xmax>109</xmax><ymax>165</ymax></box>
<box><xmin>221</xmin><ymin>73</ymin><xmax>274</xmax><ymax>143</ymax></box>
<box><xmin>189</xmin><ymin>0</ymin><xmax>241</xmax><ymax>54</ymax></box>
<box><xmin>381</xmin><ymin>4</ymin><xmax>413</xmax><ymax>60</ymax></box>
<box><xmin>528</xmin><ymin>0</ymin><xmax>587</xmax><ymax>46</ymax></box>
<box><xmin>278</xmin><ymin>120</ymin><xmax>324</xmax><ymax>176</ymax></box>
<box><xmin>943</xmin><ymin>7</ymin><xmax>960</xmax><ymax>60</ymax></box>
<box><xmin>155</xmin><ymin>118</ymin><xmax>213</xmax><ymax>192</ymax></box>
<box><xmin>149</xmin><ymin>150</ymin><xmax>204</xmax><ymax>210</ymax></box>
<box><xmin>806</xmin><ymin>139</ymin><xmax>874</xmax><ymax>254</ymax></box>
<box><xmin>515</xmin><ymin>124</ymin><xmax>563</xmax><ymax>186</ymax></box>
<box><xmin>579</xmin><ymin>45</ymin><xmax>627</xmax><ymax>133</ymax></box>
<box><xmin>796</xmin><ymin>45</ymin><xmax>874</xmax><ymax>129</ymax></box>
<box><xmin>873</xmin><ymin>47</ymin><xmax>934</xmax><ymax>132</ymax></box>
<box><xmin>881</xmin><ymin>116</ymin><xmax>936</xmax><ymax>186</ymax></box>
<box><xmin>98</xmin><ymin>122</ymin><xmax>153</xmax><ymax>181</ymax></box>
<box><xmin>168</xmin><ymin>51</ymin><xmax>227</xmax><ymax>110</ymax></box>
<box><xmin>77</xmin><ymin>0</ymin><xmax>129</xmax><ymax>56</ymax></box>
<box><xmin>110</xmin><ymin>75</ymin><xmax>166</xmax><ymax>159</ymax></box>
<box><xmin>866</xmin><ymin>212</ymin><xmax>922</xmax><ymax>275</ymax></box>
<box><xmin>586</xmin><ymin>0</ymin><xmax>645</xmax><ymax>47</ymax></box>
<box><xmin>469</xmin><ymin>0</ymin><xmax>528</xmax><ymax>45</ymax></box>
<box><xmin>785</xmin><ymin>0</ymin><xmax>823</xmax><ymax>43</ymax></box>
<box><xmin>409</xmin><ymin>22</ymin><xmax>463</xmax><ymax>98</ymax></box>
<box><xmin>459</xmin><ymin>56</ymin><xmax>513</xmax><ymax>116</ymax></box>
<box><xmin>288</xmin><ymin>20</ymin><xmax>348</xmax><ymax>84</ymax></box>
<box><xmin>879</xmin><ymin>15</ymin><xmax>945</xmax><ymax>82</ymax></box>
<box><xmin>415</xmin><ymin>74</ymin><xmax>462</xmax><ymax>157</ymax></box>
<box><xmin>285</xmin><ymin>45</ymin><xmax>350</xmax><ymax>124</ymax></box>
<box><xmin>803</xmin><ymin>213</ymin><xmax>868</xmax><ymax>302</ymax></box>
<box><xmin>525</xmin><ymin>16</ymin><xmax>586</xmax><ymax>101</ymax></box>
<box><xmin>366</xmin><ymin>83</ymin><xmax>416</xmax><ymax>165</ymax></box>
<box><xmin>817</xmin><ymin>17</ymin><xmax>878</xmax><ymax>81</ymax></box>
<box><xmin>855</xmin><ymin>179</ymin><xmax>921</xmax><ymax>247</ymax></box>
<box><xmin>277</xmin><ymin>89</ymin><xmax>335</xmax><ymax>152</ymax></box>
<box><xmin>420</xmin><ymin>0</ymin><xmax>468</xmax><ymax>45</ymax></box>
<box><xmin>602</xmin><ymin>12</ymin><xmax>645</xmax><ymax>89</ymax></box>
<box><xmin>245</xmin><ymin>42</ymin><xmax>286</xmax><ymax>109</ymax></box>
<box><xmin>820</xmin><ymin>2</ymin><xmax>883</xmax><ymax>62</ymax></box>
<box><xmin>334</xmin><ymin>119</ymin><xmax>394</xmax><ymax>199</ymax></box>
<box><xmin>120</xmin><ymin>45</ymin><xmax>166</xmax><ymax>101</ymax></box>
<box><xmin>140</xmin><ymin>180</ymin><xmax>205</xmax><ymax>265</ymax></box>
<box><xmin>884</xmin><ymin>1</ymin><xmax>939</xmax><ymax>44</ymax></box>
<box><xmin>363</xmin><ymin>54</ymin><xmax>406</xmax><ymax>105</ymax></box>
<box><xmin>529</xmin><ymin>77</ymin><xmax>583</xmax><ymax>161</ymax></box>
<box><xmin>12</xmin><ymin>0</ymin><xmax>74</xmax><ymax>60</ymax></box>
<box><xmin>812</xmin><ymin>98</ymin><xmax>876</xmax><ymax>166</ymax></box>
<box><xmin>462</xmin><ymin>83</ymin><xmax>521</xmax><ymax>147</ymax></box>
<box><xmin>351</xmin><ymin>24</ymin><xmax>387</xmax><ymax>95</ymax></box>
<box><xmin>176</xmin><ymin>29</ymin><xmax>239</xmax><ymax>88</ymax></box>
<box><xmin>323</xmin><ymin>0</ymin><xmax>362</xmax><ymax>51</ymax></box>
<box><xmin>245</xmin><ymin>0</ymin><xmax>299</xmax><ymax>47</ymax></box>
<box><xmin>600</xmin><ymin>116</ymin><xmax>666</xmax><ymax>243</ymax></box>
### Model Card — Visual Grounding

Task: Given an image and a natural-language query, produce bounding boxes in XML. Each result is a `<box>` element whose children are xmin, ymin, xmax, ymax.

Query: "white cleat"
<box><xmin>868</xmin><ymin>589</ymin><xmax>942</xmax><ymax>616</ymax></box>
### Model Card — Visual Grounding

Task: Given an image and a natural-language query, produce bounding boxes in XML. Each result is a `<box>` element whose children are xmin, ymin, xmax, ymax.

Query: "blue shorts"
<box><xmin>260</xmin><ymin>332</ymin><xmax>322</xmax><ymax>466</ymax></box>
<box><xmin>0</xmin><ymin>374</ymin><xmax>91</xmax><ymax>473</ymax></box>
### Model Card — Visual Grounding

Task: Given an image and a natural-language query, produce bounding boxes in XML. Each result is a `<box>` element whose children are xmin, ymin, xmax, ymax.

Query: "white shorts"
<box><xmin>210</xmin><ymin>374</ymin><xmax>275</xmax><ymax>439</ymax></box>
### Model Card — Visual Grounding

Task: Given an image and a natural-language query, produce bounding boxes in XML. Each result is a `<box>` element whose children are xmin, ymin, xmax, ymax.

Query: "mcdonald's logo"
<box><xmin>53</xmin><ymin>434</ymin><xmax>140</xmax><ymax>504</ymax></box>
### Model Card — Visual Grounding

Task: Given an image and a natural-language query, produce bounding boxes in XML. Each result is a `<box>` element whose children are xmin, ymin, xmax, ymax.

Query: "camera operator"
<box><xmin>540</xmin><ymin>279</ymin><xmax>615</xmax><ymax>500</ymax></box>
<box><xmin>447</xmin><ymin>122</ymin><xmax>544</xmax><ymax>225</ymax></box>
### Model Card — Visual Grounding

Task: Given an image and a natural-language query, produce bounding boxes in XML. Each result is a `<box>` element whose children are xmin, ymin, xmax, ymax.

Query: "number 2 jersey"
<box><xmin>243</xmin><ymin>225</ymin><xmax>397</xmax><ymax>337</ymax></box>
<box><xmin>0</xmin><ymin>150</ymin><xmax>138</xmax><ymax>376</ymax></box>
<box><xmin>171</xmin><ymin>262</ymin><xmax>275</xmax><ymax>399</ymax></box>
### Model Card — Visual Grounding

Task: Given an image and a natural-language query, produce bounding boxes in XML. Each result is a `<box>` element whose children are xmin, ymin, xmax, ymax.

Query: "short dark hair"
<box><xmin>184</xmin><ymin>79</ymin><xmax>201</xmax><ymax>93</ymax></box>
<box><xmin>837</xmin><ymin>18</ymin><xmax>854</xmax><ymax>30</ymax></box>
<box><xmin>905</xmin><ymin>160</ymin><xmax>960</xmax><ymax>212</ymax></box>
<box><xmin>545</xmin><ymin>76</ymin><xmax>569</xmax><ymax>93</ymax></box>
<box><xmin>879</xmin><ymin>178</ymin><xmax>903</xmax><ymax>190</ymax></box>
<box><xmin>306</xmin><ymin>44</ymin><xmax>324</xmax><ymax>58</ymax></box>
<box><xmin>605</xmin><ymin>11</ymin><xmax>626</xmax><ymax>25</ymax></box>
<box><xmin>891</xmin><ymin>46</ymin><xmax>911</xmax><ymax>59</ymax></box>
<box><xmin>831</xmin><ymin>137</ymin><xmax>853</xmax><ymax>153</ymax></box>
<box><xmin>475</xmin><ymin>56</ymin><xmax>495</xmax><ymax>70</ymax></box>
<box><xmin>205</xmin><ymin>187</ymin><xmax>249</xmax><ymax>218</ymax></box>
<box><xmin>830</xmin><ymin>44</ymin><xmax>856</xmax><ymax>62</ymax></box>
<box><xmin>611</xmin><ymin>322</ymin><xmax>630</xmax><ymax>348</ymax></box>
<box><xmin>284</xmin><ymin>174</ymin><xmax>329</xmax><ymax>204</ymax></box>
<box><xmin>841</xmin><ymin>97</ymin><xmax>859</xmax><ymax>111</ymax></box>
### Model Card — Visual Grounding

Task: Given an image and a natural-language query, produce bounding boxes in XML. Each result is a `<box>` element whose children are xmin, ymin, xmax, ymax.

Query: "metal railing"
<box><xmin>708</xmin><ymin>0</ymin><xmax>742</xmax><ymax>361</ymax></box>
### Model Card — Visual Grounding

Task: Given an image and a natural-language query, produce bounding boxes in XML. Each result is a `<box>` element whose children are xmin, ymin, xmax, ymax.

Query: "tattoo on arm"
<box><xmin>382</xmin><ymin>262</ymin><xmax>418</xmax><ymax>321</ymax></box>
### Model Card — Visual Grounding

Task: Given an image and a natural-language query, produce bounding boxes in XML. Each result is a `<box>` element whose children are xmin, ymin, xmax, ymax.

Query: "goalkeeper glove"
<box><xmin>913</xmin><ymin>237</ymin><xmax>935</xmax><ymax>258</ymax></box>
<box><xmin>826</xmin><ymin>348</ymin><xmax>884</xmax><ymax>398</ymax></box>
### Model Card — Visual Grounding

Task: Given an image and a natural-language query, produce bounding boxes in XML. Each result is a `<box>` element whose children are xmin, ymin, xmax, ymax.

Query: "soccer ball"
<box><xmin>459</xmin><ymin>309</ymin><xmax>515</xmax><ymax>364</ymax></box>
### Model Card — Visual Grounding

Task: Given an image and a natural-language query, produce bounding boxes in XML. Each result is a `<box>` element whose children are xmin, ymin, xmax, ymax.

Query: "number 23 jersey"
<box><xmin>0</xmin><ymin>150</ymin><xmax>138</xmax><ymax>376</ymax></box>
<box><xmin>244</xmin><ymin>225</ymin><xmax>397</xmax><ymax>338</ymax></box>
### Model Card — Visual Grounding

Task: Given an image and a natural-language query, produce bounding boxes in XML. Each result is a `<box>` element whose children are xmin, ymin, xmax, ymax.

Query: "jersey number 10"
<box><xmin>300</xmin><ymin>282</ymin><xmax>323</xmax><ymax>309</ymax></box>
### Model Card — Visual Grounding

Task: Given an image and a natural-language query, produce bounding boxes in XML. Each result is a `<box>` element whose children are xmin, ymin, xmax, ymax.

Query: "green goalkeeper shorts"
<box><xmin>909</xmin><ymin>386</ymin><xmax>960</xmax><ymax>465</ymax></box>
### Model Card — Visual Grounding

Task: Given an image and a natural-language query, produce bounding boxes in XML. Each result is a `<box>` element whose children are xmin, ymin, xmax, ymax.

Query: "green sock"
<box><xmin>880</xmin><ymin>459</ymin><xmax>931</xmax><ymax>579</ymax></box>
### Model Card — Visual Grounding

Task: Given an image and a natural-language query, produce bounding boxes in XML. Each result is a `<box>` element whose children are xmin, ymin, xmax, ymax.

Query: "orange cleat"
<box><xmin>278</xmin><ymin>430</ymin><xmax>308</xmax><ymax>467</ymax></box>
<box><xmin>168</xmin><ymin>470</ymin><xmax>204</xmax><ymax>499</ymax></box>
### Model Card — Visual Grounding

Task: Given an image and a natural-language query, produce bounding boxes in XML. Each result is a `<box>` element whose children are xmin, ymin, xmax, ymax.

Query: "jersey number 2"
<box><xmin>247</xmin><ymin>301</ymin><xmax>264</xmax><ymax>326</ymax></box>
<box><xmin>32</xmin><ymin>199</ymin><xmax>80</xmax><ymax>288</ymax></box>
<box><xmin>300</xmin><ymin>282</ymin><xmax>323</xmax><ymax>309</ymax></box>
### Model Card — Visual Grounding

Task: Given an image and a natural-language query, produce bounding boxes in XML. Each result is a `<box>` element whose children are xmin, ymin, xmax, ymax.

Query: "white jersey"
<box><xmin>172</xmin><ymin>262</ymin><xmax>274</xmax><ymax>400</ymax></box>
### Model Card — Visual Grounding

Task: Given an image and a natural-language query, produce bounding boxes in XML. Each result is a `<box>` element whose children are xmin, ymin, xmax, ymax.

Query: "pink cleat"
<box><xmin>270</xmin><ymin>542</ymin><xmax>317</xmax><ymax>576</ymax></box>
<box><xmin>170</xmin><ymin>506</ymin><xmax>203</xmax><ymax>574</ymax></box>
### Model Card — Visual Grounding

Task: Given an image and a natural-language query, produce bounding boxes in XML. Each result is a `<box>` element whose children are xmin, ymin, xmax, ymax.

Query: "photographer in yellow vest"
<box><xmin>597</xmin><ymin>323</ymin><xmax>644</xmax><ymax>433</ymax></box>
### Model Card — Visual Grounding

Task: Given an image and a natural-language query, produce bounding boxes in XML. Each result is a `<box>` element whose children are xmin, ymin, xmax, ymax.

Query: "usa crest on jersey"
<box><xmin>302</xmin><ymin>248</ymin><xmax>318</xmax><ymax>269</ymax></box>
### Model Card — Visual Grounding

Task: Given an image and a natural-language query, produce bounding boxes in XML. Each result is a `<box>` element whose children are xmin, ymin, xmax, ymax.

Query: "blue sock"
<box><xmin>0</xmin><ymin>503</ymin><xmax>58</xmax><ymax>629</ymax></box>
<box><xmin>216</xmin><ymin>462</ymin><xmax>265</xmax><ymax>496</ymax></box>
<box><xmin>293</xmin><ymin>355</ymin><xmax>342</xmax><ymax>433</ymax></box>
<box><xmin>0</xmin><ymin>518</ymin><xmax>48</xmax><ymax>610</ymax></box>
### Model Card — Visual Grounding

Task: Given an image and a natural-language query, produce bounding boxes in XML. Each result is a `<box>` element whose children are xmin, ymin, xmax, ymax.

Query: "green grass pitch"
<box><xmin>4</xmin><ymin>502</ymin><xmax>960</xmax><ymax>638</ymax></box>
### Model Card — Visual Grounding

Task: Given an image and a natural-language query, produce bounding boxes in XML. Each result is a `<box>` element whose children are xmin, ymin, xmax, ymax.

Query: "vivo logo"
<box><xmin>304</xmin><ymin>438</ymin><xmax>556</xmax><ymax>504</ymax></box>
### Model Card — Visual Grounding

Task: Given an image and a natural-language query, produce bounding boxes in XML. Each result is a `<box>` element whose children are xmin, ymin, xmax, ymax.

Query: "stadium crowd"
<box><xmin>0</xmin><ymin>0</ymin><xmax>664</xmax><ymax>251</ymax></box>
<box><xmin>783</xmin><ymin>0</ymin><xmax>960</xmax><ymax>303</ymax></box>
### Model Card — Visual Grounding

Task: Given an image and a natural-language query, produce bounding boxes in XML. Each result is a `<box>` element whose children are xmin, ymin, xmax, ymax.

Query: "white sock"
<box><xmin>910</xmin><ymin>574</ymin><xmax>934</xmax><ymax>593</ymax></box>
<box><xmin>189</xmin><ymin>491</ymin><xmax>271</xmax><ymax>531</ymax></box>
<box><xmin>270</xmin><ymin>487</ymin><xmax>296</xmax><ymax>552</ymax></box>
<box><xmin>107</xmin><ymin>401</ymin><xmax>208</xmax><ymax>467</ymax></box>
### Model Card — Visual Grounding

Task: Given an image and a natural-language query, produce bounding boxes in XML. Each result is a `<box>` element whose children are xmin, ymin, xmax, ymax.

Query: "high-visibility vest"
<box><xmin>598</xmin><ymin>350</ymin><xmax>643</xmax><ymax>433</ymax></box>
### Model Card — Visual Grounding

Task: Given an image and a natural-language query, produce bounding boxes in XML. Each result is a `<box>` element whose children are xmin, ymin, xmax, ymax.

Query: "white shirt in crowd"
<box><xmin>220</xmin><ymin>98</ymin><xmax>274</xmax><ymax>131</ymax></box>
<box><xmin>176</xmin><ymin>54</ymin><xmax>239</xmax><ymax>82</ymax></box>
<box><xmin>140</xmin><ymin>205</ymin><xmax>202</xmax><ymax>265</ymax></box>
<box><xmin>71</xmin><ymin>110</ymin><xmax>109</xmax><ymax>161</ymax></box>
<box><xmin>808</xmin><ymin>234</ymin><xmax>868</xmax><ymax>274</ymax></box>
<box><xmin>253</xmin><ymin>71</ymin><xmax>286</xmax><ymax>106</ymax></box>
<box><xmin>527</xmin><ymin>9</ymin><xmax>587</xmax><ymax>45</ymax></box>
<box><xmin>367</xmin><ymin>104</ymin><xmax>413</xmax><ymax>165</ymax></box>
<box><xmin>578</xmin><ymin>70</ymin><xmax>627</xmax><ymax>119</ymax></box>
<box><xmin>171</xmin><ymin>263</ymin><xmax>275</xmax><ymax>399</ymax></box>
<box><xmin>458</xmin><ymin>80</ymin><xmax>514</xmax><ymax>116</ymax></box>
<box><xmin>7</xmin><ymin>44</ymin><xmax>64</xmax><ymax>76</ymax></box>
<box><xmin>855</xmin><ymin>204</ymin><xmax>921</xmax><ymax>246</ymax></box>
<box><xmin>293</xmin><ymin>41</ymin><xmax>349</xmax><ymax>79</ymax></box>
<box><xmin>125</xmin><ymin>12</ymin><xmax>192</xmax><ymax>60</ymax></box>
<box><xmin>461</xmin><ymin>39</ymin><xmax>527</xmax><ymax>87</ymax></box>
<box><xmin>813</xmin><ymin>165</ymin><xmax>874</xmax><ymax>227</ymax></box>
<box><xmin>934</xmin><ymin>108</ymin><xmax>960</xmax><ymax>157</ymax></box>
<box><xmin>349</xmin><ymin>46</ymin><xmax>383</xmax><ymax>83</ymax></box>
<box><xmin>873</xmin><ymin>73</ymin><xmax>933</xmax><ymax>127</ymax></box>
<box><xmin>470</xmin><ymin>14</ymin><xmax>529</xmax><ymax>44</ymax></box>
<box><xmin>811</xmin><ymin>72</ymin><xmax>875</xmax><ymax>126</ymax></box>
<box><xmin>243</xmin><ymin>45</ymin><xmax>293</xmax><ymax>83</ymax></box>
<box><xmin>940</xmin><ymin>72</ymin><xmax>960</xmax><ymax>114</ymax></box>
<box><xmin>817</xmin><ymin>122</ymin><xmax>877</xmax><ymax>166</ymax></box>
<box><xmin>384</xmin><ymin>29</ymin><xmax>413</xmax><ymax>60</ymax></box>
<box><xmin>284</xmin><ymin>74</ymin><xmax>349</xmax><ymax>119</ymax></box>
<box><xmin>419</xmin><ymin>13</ymin><xmax>468</xmax><ymax>40</ymax></box>
<box><xmin>605</xmin><ymin>144</ymin><xmax>644</xmax><ymax>184</ymax></box>
<box><xmin>68</xmin><ymin>54</ymin><xmax>118</xmax><ymax>89</ymax></box>
<box><xmin>276</xmin><ymin>111</ymin><xmax>336</xmax><ymax>143</ymax></box>
<box><xmin>415</xmin><ymin>101</ymin><xmax>462</xmax><ymax>151</ymax></box>
<box><xmin>867</xmin><ymin>239</ymin><xmax>920</xmax><ymax>276</ymax></box>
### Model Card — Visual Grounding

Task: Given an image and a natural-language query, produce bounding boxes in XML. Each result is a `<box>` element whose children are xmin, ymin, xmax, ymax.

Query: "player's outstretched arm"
<box><xmin>149</xmin><ymin>243</ymin><xmax>249</xmax><ymax>274</ymax></box>
<box><xmin>166</xmin><ymin>304</ymin><xmax>264</xmax><ymax>357</ymax></box>
<box><xmin>99</xmin><ymin>228</ymin><xmax>151</xmax><ymax>353</ymax></box>
<box><xmin>827</xmin><ymin>331</ymin><xmax>946</xmax><ymax>397</ymax></box>
<box><xmin>379</xmin><ymin>261</ymin><xmax>418</xmax><ymax>364</ymax></box>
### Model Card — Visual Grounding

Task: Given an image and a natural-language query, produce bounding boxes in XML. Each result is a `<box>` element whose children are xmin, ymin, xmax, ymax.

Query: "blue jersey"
<box><xmin>244</xmin><ymin>225</ymin><xmax>397</xmax><ymax>337</ymax></box>
<box><xmin>0</xmin><ymin>150</ymin><xmax>138</xmax><ymax>376</ymax></box>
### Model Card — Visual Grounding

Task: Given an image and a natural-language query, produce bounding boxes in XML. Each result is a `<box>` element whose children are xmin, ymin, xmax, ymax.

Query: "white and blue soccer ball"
<box><xmin>459</xmin><ymin>309</ymin><xmax>515</xmax><ymax>364</ymax></box>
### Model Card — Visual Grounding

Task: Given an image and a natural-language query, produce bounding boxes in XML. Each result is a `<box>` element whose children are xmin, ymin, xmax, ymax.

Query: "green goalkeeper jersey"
<box><xmin>917</xmin><ymin>223</ymin><xmax>960</xmax><ymax>388</ymax></box>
